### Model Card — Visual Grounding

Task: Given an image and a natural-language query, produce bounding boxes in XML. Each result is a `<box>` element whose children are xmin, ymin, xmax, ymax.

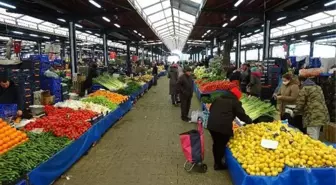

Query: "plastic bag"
<box><xmin>190</xmin><ymin>110</ymin><xmax>203</xmax><ymax>123</ymax></box>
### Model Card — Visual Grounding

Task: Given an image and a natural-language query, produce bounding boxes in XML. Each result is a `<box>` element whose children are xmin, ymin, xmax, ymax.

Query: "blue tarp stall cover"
<box><xmin>225</xmin><ymin>147</ymin><xmax>336</xmax><ymax>185</ymax></box>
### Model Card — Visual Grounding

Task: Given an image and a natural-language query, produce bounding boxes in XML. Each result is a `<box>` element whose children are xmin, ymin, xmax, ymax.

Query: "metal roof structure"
<box><xmin>128</xmin><ymin>0</ymin><xmax>205</xmax><ymax>51</ymax></box>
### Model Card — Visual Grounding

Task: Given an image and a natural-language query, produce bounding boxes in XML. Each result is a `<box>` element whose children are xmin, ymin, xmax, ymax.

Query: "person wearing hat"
<box><xmin>247</xmin><ymin>66</ymin><xmax>262</xmax><ymax>97</ymax></box>
<box><xmin>168</xmin><ymin>63</ymin><xmax>179</xmax><ymax>105</ymax></box>
<box><xmin>176</xmin><ymin>66</ymin><xmax>193</xmax><ymax>122</ymax></box>
<box><xmin>207</xmin><ymin>87</ymin><xmax>252</xmax><ymax>170</ymax></box>
<box><xmin>0</xmin><ymin>73</ymin><xmax>23</xmax><ymax>116</ymax></box>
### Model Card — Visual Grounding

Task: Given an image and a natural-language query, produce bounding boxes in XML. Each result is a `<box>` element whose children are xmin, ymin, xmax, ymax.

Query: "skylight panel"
<box><xmin>20</xmin><ymin>15</ymin><xmax>43</xmax><ymax>23</ymax></box>
<box><xmin>189</xmin><ymin>0</ymin><xmax>203</xmax><ymax>4</ymax></box>
<box><xmin>137</xmin><ymin>0</ymin><xmax>160</xmax><ymax>8</ymax></box>
<box><xmin>312</xmin><ymin>17</ymin><xmax>333</xmax><ymax>27</ymax></box>
<box><xmin>288</xmin><ymin>19</ymin><xmax>308</xmax><ymax>26</ymax></box>
<box><xmin>148</xmin><ymin>11</ymin><xmax>165</xmax><ymax>23</ymax></box>
<box><xmin>143</xmin><ymin>3</ymin><xmax>162</xmax><ymax>15</ymax></box>
<box><xmin>325</xmin><ymin>10</ymin><xmax>336</xmax><ymax>16</ymax></box>
<box><xmin>157</xmin><ymin>26</ymin><xmax>169</xmax><ymax>33</ymax></box>
<box><xmin>177</xmin><ymin>10</ymin><xmax>195</xmax><ymax>23</ymax></box>
<box><xmin>163</xmin><ymin>8</ymin><xmax>172</xmax><ymax>17</ymax></box>
<box><xmin>152</xmin><ymin>19</ymin><xmax>167</xmax><ymax>28</ymax></box>
<box><xmin>305</xmin><ymin>13</ymin><xmax>329</xmax><ymax>22</ymax></box>
<box><xmin>162</xmin><ymin>1</ymin><xmax>170</xmax><ymax>9</ymax></box>
<box><xmin>0</xmin><ymin>8</ymin><xmax>22</xmax><ymax>18</ymax></box>
<box><xmin>41</xmin><ymin>21</ymin><xmax>59</xmax><ymax>28</ymax></box>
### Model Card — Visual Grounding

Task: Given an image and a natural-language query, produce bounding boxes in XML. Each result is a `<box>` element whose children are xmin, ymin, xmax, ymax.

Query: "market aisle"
<box><xmin>54</xmin><ymin>77</ymin><xmax>232</xmax><ymax>185</ymax></box>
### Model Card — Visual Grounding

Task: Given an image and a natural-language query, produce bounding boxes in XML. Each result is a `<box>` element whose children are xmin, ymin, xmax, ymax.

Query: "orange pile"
<box><xmin>0</xmin><ymin>120</ymin><xmax>29</xmax><ymax>155</ymax></box>
<box><xmin>89</xmin><ymin>90</ymin><xmax>128</xmax><ymax>104</ymax></box>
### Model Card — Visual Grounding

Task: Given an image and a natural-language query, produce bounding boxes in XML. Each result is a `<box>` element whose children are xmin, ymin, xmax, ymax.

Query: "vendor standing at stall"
<box><xmin>0</xmin><ymin>73</ymin><xmax>23</xmax><ymax>116</ymax></box>
<box><xmin>82</xmin><ymin>63</ymin><xmax>98</xmax><ymax>95</ymax></box>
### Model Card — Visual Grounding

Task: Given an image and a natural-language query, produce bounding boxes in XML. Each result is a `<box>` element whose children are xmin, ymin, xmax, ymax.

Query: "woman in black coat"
<box><xmin>207</xmin><ymin>87</ymin><xmax>252</xmax><ymax>170</ymax></box>
<box><xmin>168</xmin><ymin>64</ymin><xmax>178</xmax><ymax>105</ymax></box>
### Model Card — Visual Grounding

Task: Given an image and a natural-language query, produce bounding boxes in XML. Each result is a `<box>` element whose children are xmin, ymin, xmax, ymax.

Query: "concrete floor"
<box><xmin>54</xmin><ymin>77</ymin><xmax>233</xmax><ymax>185</ymax></box>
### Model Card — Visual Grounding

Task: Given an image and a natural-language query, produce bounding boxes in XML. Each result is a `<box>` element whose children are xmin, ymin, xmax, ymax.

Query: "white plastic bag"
<box><xmin>190</xmin><ymin>110</ymin><xmax>203</xmax><ymax>123</ymax></box>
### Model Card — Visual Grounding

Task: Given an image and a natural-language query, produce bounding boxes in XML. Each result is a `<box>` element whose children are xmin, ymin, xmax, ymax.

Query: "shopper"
<box><xmin>207</xmin><ymin>87</ymin><xmax>252</xmax><ymax>170</ymax></box>
<box><xmin>276</xmin><ymin>73</ymin><xmax>300</xmax><ymax>118</ymax></box>
<box><xmin>168</xmin><ymin>64</ymin><xmax>179</xmax><ymax>105</ymax></box>
<box><xmin>82</xmin><ymin>63</ymin><xmax>98</xmax><ymax>94</ymax></box>
<box><xmin>177</xmin><ymin>67</ymin><xmax>193</xmax><ymax>122</ymax></box>
<box><xmin>152</xmin><ymin>62</ymin><xmax>158</xmax><ymax>86</ymax></box>
<box><xmin>0</xmin><ymin>73</ymin><xmax>23</xmax><ymax>116</ymax></box>
<box><xmin>240</xmin><ymin>64</ymin><xmax>251</xmax><ymax>93</ymax></box>
<box><xmin>247</xmin><ymin>67</ymin><xmax>262</xmax><ymax>97</ymax></box>
<box><xmin>294</xmin><ymin>76</ymin><xmax>329</xmax><ymax>139</ymax></box>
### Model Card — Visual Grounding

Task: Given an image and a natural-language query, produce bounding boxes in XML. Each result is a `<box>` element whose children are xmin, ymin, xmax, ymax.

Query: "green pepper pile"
<box><xmin>201</xmin><ymin>92</ymin><xmax>227</xmax><ymax>103</ymax></box>
<box><xmin>0</xmin><ymin>132</ymin><xmax>71</xmax><ymax>184</ymax></box>
<box><xmin>116</xmin><ymin>82</ymin><xmax>142</xmax><ymax>95</ymax></box>
<box><xmin>81</xmin><ymin>96</ymin><xmax>118</xmax><ymax>110</ymax></box>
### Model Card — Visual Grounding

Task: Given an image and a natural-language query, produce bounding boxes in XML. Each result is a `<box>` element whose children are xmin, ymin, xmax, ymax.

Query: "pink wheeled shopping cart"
<box><xmin>179</xmin><ymin>117</ymin><xmax>207</xmax><ymax>173</ymax></box>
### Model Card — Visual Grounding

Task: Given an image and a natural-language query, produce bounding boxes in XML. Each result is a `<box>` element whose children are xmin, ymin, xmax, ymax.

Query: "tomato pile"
<box><xmin>0</xmin><ymin>120</ymin><xmax>28</xmax><ymax>155</ymax></box>
<box><xmin>199</xmin><ymin>80</ymin><xmax>238</xmax><ymax>92</ymax></box>
<box><xmin>25</xmin><ymin>106</ymin><xmax>97</xmax><ymax>139</ymax></box>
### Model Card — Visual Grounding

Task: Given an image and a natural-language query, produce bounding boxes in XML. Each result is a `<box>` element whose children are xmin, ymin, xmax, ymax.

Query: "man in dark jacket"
<box><xmin>240</xmin><ymin>64</ymin><xmax>251</xmax><ymax>93</ymax></box>
<box><xmin>177</xmin><ymin>67</ymin><xmax>193</xmax><ymax>122</ymax></box>
<box><xmin>0</xmin><ymin>73</ymin><xmax>23</xmax><ymax>116</ymax></box>
<box><xmin>152</xmin><ymin>63</ymin><xmax>158</xmax><ymax>86</ymax></box>
<box><xmin>207</xmin><ymin>87</ymin><xmax>252</xmax><ymax>170</ymax></box>
<box><xmin>168</xmin><ymin>64</ymin><xmax>179</xmax><ymax>105</ymax></box>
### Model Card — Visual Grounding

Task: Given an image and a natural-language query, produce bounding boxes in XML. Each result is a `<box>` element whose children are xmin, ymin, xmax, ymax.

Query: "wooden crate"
<box><xmin>323</xmin><ymin>122</ymin><xmax>336</xmax><ymax>143</ymax></box>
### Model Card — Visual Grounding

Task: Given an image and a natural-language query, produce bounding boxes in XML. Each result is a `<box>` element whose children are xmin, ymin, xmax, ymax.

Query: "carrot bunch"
<box><xmin>89</xmin><ymin>90</ymin><xmax>128</xmax><ymax>104</ymax></box>
<box><xmin>0</xmin><ymin>120</ymin><xmax>28</xmax><ymax>155</ymax></box>
<box><xmin>199</xmin><ymin>80</ymin><xmax>237</xmax><ymax>93</ymax></box>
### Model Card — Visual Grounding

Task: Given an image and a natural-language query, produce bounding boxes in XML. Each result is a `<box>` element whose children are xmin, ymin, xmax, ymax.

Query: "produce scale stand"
<box><xmin>4</xmin><ymin>78</ymin><xmax>155</xmax><ymax>185</ymax></box>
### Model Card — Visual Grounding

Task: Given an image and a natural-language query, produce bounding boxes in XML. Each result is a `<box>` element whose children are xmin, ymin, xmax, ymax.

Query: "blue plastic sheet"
<box><xmin>225</xmin><ymin>148</ymin><xmax>336</xmax><ymax>185</ymax></box>
<box><xmin>18</xmin><ymin>101</ymin><xmax>133</xmax><ymax>185</ymax></box>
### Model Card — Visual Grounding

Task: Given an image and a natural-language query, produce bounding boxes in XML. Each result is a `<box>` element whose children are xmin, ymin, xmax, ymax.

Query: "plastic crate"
<box><xmin>0</xmin><ymin>104</ymin><xmax>17</xmax><ymax>118</ymax></box>
<box><xmin>40</xmin><ymin>62</ymin><xmax>51</xmax><ymax>75</ymax></box>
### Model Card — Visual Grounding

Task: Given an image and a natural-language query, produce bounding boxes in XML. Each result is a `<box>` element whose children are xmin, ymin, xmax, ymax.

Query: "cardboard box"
<box><xmin>323</xmin><ymin>123</ymin><xmax>336</xmax><ymax>143</ymax></box>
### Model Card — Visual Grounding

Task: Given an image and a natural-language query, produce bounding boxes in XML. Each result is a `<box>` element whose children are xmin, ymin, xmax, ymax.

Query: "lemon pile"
<box><xmin>228</xmin><ymin>121</ymin><xmax>336</xmax><ymax>176</ymax></box>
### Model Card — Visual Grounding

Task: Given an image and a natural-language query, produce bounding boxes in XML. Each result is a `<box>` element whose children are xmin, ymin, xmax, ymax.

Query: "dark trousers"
<box><xmin>209</xmin><ymin>130</ymin><xmax>231</xmax><ymax>166</ymax></box>
<box><xmin>281</xmin><ymin>114</ymin><xmax>306</xmax><ymax>134</ymax></box>
<box><xmin>171</xmin><ymin>94</ymin><xmax>178</xmax><ymax>104</ymax></box>
<box><xmin>180</xmin><ymin>94</ymin><xmax>191</xmax><ymax>120</ymax></box>
<box><xmin>153</xmin><ymin>75</ymin><xmax>158</xmax><ymax>86</ymax></box>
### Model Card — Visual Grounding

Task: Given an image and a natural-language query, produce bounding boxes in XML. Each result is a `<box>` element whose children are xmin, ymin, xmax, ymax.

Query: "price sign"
<box><xmin>261</xmin><ymin>139</ymin><xmax>279</xmax><ymax>150</ymax></box>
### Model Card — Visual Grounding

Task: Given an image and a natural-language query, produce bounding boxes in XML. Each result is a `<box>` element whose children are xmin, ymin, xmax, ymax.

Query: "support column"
<box><xmin>235</xmin><ymin>32</ymin><xmax>242</xmax><ymax>68</ymax></box>
<box><xmin>136</xmin><ymin>43</ymin><xmax>139</xmax><ymax>56</ymax></box>
<box><xmin>244</xmin><ymin>50</ymin><xmax>247</xmax><ymax>63</ymax></box>
<box><xmin>37</xmin><ymin>42</ymin><xmax>42</xmax><ymax>55</ymax></box>
<box><xmin>126</xmin><ymin>41</ymin><xmax>131</xmax><ymax>76</ymax></box>
<box><xmin>151</xmin><ymin>46</ymin><xmax>154</xmax><ymax>62</ymax></box>
<box><xmin>197</xmin><ymin>53</ymin><xmax>200</xmax><ymax>62</ymax></box>
<box><xmin>210</xmin><ymin>40</ymin><xmax>214</xmax><ymax>57</ymax></box>
<box><xmin>263</xmin><ymin>19</ymin><xmax>271</xmax><ymax>60</ymax></box>
<box><xmin>141</xmin><ymin>46</ymin><xmax>144</xmax><ymax>61</ymax></box>
<box><xmin>103</xmin><ymin>33</ymin><xmax>108</xmax><ymax>66</ymax></box>
<box><xmin>205</xmin><ymin>47</ymin><xmax>209</xmax><ymax>58</ymax></box>
<box><xmin>61</xmin><ymin>41</ymin><xmax>66</xmax><ymax>59</ymax></box>
<box><xmin>257</xmin><ymin>48</ymin><xmax>260</xmax><ymax>61</ymax></box>
<box><xmin>217</xmin><ymin>38</ymin><xmax>221</xmax><ymax>56</ymax></box>
<box><xmin>309</xmin><ymin>41</ymin><xmax>314</xmax><ymax>58</ymax></box>
<box><xmin>69</xmin><ymin>21</ymin><xmax>77</xmax><ymax>77</ymax></box>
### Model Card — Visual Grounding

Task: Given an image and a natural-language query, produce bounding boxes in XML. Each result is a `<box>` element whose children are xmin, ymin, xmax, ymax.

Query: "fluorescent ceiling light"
<box><xmin>201</xmin><ymin>35</ymin><xmax>204</xmax><ymax>38</ymax></box>
<box><xmin>138</xmin><ymin>33</ymin><xmax>142</xmax><ymax>36</ymax></box>
<box><xmin>234</xmin><ymin>0</ymin><xmax>244</xmax><ymax>7</ymax></box>
<box><xmin>280</xmin><ymin>40</ymin><xmax>286</xmax><ymax>42</ymax></box>
<box><xmin>29</xmin><ymin>34</ymin><xmax>38</xmax><ymax>37</ymax></box>
<box><xmin>95</xmin><ymin>33</ymin><xmax>100</xmax><ymax>36</ymax></box>
<box><xmin>142</xmin><ymin>35</ymin><xmax>145</xmax><ymax>38</ymax></box>
<box><xmin>75</xmin><ymin>24</ymin><xmax>82</xmax><ymax>28</ymax></box>
<box><xmin>247</xmin><ymin>33</ymin><xmax>252</xmax><ymax>35</ymax></box>
<box><xmin>114</xmin><ymin>23</ymin><xmax>120</xmax><ymax>28</ymax></box>
<box><xmin>89</xmin><ymin>0</ymin><xmax>101</xmax><ymax>8</ymax></box>
<box><xmin>102</xmin><ymin>16</ymin><xmax>110</xmax><ymax>22</ymax></box>
<box><xmin>222</xmin><ymin>23</ymin><xmax>228</xmax><ymax>27</ymax></box>
<box><xmin>55</xmin><ymin>39</ymin><xmax>60</xmax><ymax>42</ymax></box>
<box><xmin>291</xmin><ymin>38</ymin><xmax>295</xmax><ymax>41</ymax></box>
<box><xmin>206</xmin><ymin>30</ymin><xmax>211</xmax><ymax>33</ymax></box>
<box><xmin>43</xmin><ymin>36</ymin><xmax>50</xmax><ymax>39</ymax></box>
<box><xmin>133</xmin><ymin>30</ymin><xmax>137</xmax><ymax>33</ymax></box>
<box><xmin>277</xmin><ymin>17</ymin><xmax>286</xmax><ymax>21</ymax></box>
<box><xmin>312</xmin><ymin>32</ymin><xmax>321</xmax><ymax>36</ymax></box>
<box><xmin>86</xmin><ymin>31</ymin><xmax>92</xmax><ymax>34</ymax></box>
<box><xmin>254</xmin><ymin>29</ymin><xmax>260</xmax><ymax>33</ymax></box>
<box><xmin>13</xmin><ymin>31</ymin><xmax>23</xmax><ymax>35</ymax></box>
<box><xmin>300</xmin><ymin>35</ymin><xmax>308</xmax><ymax>38</ymax></box>
<box><xmin>325</xmin><ymin>0</ymin><xmax>336</xmax><ymax>6</ymax></box>
<box><xmin>230</xmin><ymin>16</ymin><xmax>237</xmax><ymax>21</ymax></box>
<box><xmin>327</xmin><ymin>29</ymin><xmax>336</xmax><ymax>32</ymax></box>
<box><xmin>57</xmin><ymin>18</ymin><xmax>66</xmax><ymax>22</ymax></box>
<box><xmin>0</xmin><ymin>2</ymin><xmax>16</xmax><ymax>9</ymax></box>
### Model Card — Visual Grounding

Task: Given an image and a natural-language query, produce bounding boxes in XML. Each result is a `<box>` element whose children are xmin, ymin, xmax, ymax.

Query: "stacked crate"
<box><xmin>41</xmin><ymin>77</ymin><xmax>62</xmax><ymax>103</ymax></box>
<box><xmin>61</xmin><ymin>83</ymin><xmax>69</xmax><ymax>101</ymax></box>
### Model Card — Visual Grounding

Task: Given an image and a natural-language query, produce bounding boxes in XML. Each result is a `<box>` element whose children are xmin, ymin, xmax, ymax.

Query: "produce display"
<box><xmin>194</xmin><ymin>66</ymin><xmax>208</xmax><ymax>79</ymax></box>
<box><xmin>240</xmin><ymin>95</ymin><xmax>277</xmax><ymax>120</ymax></box>
<box><xmin>299</xmin><ymin>68</ymin><xmax>324</xmax><ymax>77</ymax></box>
<box><xmin>93</xmin><ymin>73</ymin><xmax>126</xmax><ymax>91</ymax></box>
<box><xmin>25</xmin><ymin>106</ymin><xmax>96</xmax><ymax>139</ymax></box>
<box><xmin>0</xmin><ymin>121</ymin><xmax>29</xmax><ymax>155</ymax></box>
<box><xmin>139</xmin><ymin>74</ymin><xmax>154</xmax><ymax>82</ymax></box>
<box><xmin>89</xmin><ymin>90</ymin><xmax>128</xmax><ymax>104</ymax></box>
<box><xmin>0</xmin><ymin>132</ymin><xmax>70</xmax><ymax>184</ymax></box>
<box><xmin>117</xmin><ymin>81</ymin><xmax>142</xmax><ymax>95</ymax></box>
<box><xmin>229</xmin><ymin>121</ymin><xmax>336</xmax><ymax>176</ymax></box>
<box><xmin>199</xmin><ymin>80</ymin><xmax>237</xmax><ymax>92</ymax></box>
<box><xmin>55</xmin><ymin>100</ymin><xmax>110</xmax><ymax>114</ymax></box>
<box><xmin>81</xmin><ymin>96</ymin><xmax>118</xmax><ymax>111</ymax></box>
<box><xmin>201</xmin><ymin>92</ymin><xmax>226</xmax><ymax>103</ymax></box>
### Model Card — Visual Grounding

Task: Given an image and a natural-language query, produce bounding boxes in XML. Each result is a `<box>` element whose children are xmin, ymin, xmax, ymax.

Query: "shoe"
<box><xmin>214</xmin><ymin>163</ymin><xmax>228</xmax><ymax>171</ymax></box>
<box><xmin>181</xmin><ymin>118</ymin><xmax>189</xmax><ymax>122</ymax></box>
